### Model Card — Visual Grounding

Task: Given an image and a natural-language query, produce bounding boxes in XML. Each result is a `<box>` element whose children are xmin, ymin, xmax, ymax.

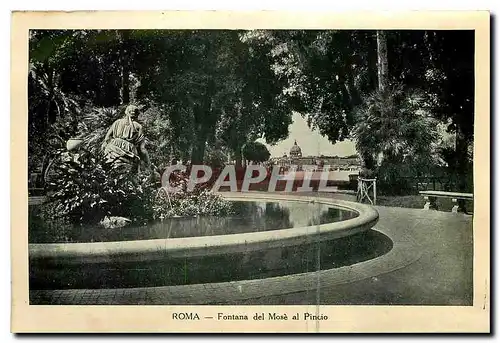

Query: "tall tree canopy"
<box><xmin>244</xmin><ymin>30</ymin><xmax>378</xmax><ymax>144</ymax></box>
<box><xmin>29</xmin><ymin>29</ymin><xmax>474</xmax><ymax>192</ymax></box>
<box><xmin>247</xmin><ymin>29</ymin><xmax>474</xmax><ymax>191</ymax></box>
<box><xmin>28</xmin><ymin>29</ymin><xmax>294</xmax><ymax>168</ymax></box>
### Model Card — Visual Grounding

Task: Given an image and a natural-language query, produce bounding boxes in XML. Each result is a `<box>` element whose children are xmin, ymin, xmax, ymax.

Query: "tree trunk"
<box><xmin>117</xmin><ymin>30</ymin><xmax>131</xmax><ymax>105</ymax></box>
<box><xmin>372</xmin><ymin>30</ymin><xmax>390</xmax><ymax>171</ymax></box>
<box><xmin>190</xmin><ymin>105</ymin><xmax>213</xmax><ymax>165</ymax></box>
<box><xmin>191</xmin><ymin>135</ymin><xmax>207</xmax><ymax>165</ymax></box>
<box><xmin>189</xmin><ymin>78</ymin><xmax>216</xmax><ymax>164</ymax></box>
<box><xmin>234</xmin><ymin>147</ymin><xmax>243</xmax><ymax>169</ymax></box>
<box><xmin>376</xmin><ymin>30</ymin><xmax>389</xmax><ymax>92</ymax></box>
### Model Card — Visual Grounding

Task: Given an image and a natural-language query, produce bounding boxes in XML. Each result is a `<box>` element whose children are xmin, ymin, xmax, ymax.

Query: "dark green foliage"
<box><xmin>79</xmin><ymin>107</ymin><xmax>122</xmax><ymax>154</ymax></box>
<box><xmin>249</xmin><ymin>29</ymin><xmax>474</xmax><ymax>193</ymax></box>
<box><xmin>132</xmin><ymin>30</ymin><xmax>293</xmax><ymax>164</ymax></box>
<box><xmin>45</xmin><ymin>149</ymin><xmax>157</xmax><ymax>224</ymax></box>
<box><xmin>204</xmin><ymin>147</ymin><xmax>228</xmax><ymax>169</ymax></box>
<box><xmin>28</xmin><ymin>29</ymin><xmax>475</xmax><ymax>202</ymax></box>
<box><xmin>29</xmin><ymin>203</ymin><xmax>75</xmax><ymax>243</ymax></box>
<box><xmin>44</xmin><ymin>146</ymin><xmax>233</xmax><ymax>224</ymax></box>
<box><xmin>154</xmin><ymin>188</ymin><xmax>234</xmax><ymax>220</ymax></box>
<box><xmin>29</xmin><ymin>29</ymin><xmax>294</xmax><ymax>170</ymax></box>
<box><xmin>246</xmin><ymin>30</ymin><xmax>377</xmax><ymax>144</ymax></box>
<box><xmin>242</xmin><ymin>141</ymin><xmax>271</xmax><ymax>163</ymax></box>
<box><xmin>353</xmin><ymin>84</ymin><xmax>439</xmax><ymax>195</ymax></box>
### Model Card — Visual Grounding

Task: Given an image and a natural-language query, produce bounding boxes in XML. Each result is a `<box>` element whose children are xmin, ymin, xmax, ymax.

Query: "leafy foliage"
<box><xmin>28</xmin><ymin>28</ymin><xmax>475</xmax><ymax>200</ymax></box>
<box><xmin>78</xmin><ymin>107</ymin><xmax>122</xmax><ymax>154</ymax></box>
<box><xmin>29</xmin><ymin>202</ymin><xmax>75</xmax><ymax>242</ymax></box>
<box><xmin>44</xmin><ymin>147</ymin><xmax>233</xmax><ymax>225</ymax></box>
<box><xmin>245</xmin><ymin>30</ymin><xmax>377</xmax><ymax>144</ymax></box>
<box><xmin>154</xmin><ymin>188</ymin><xmax>233</xmax><ymax>220</ymax></box>
<box><xmin>204</xmin><ymin>146</ymin><xmax>228</xmax><ymax>169</ymax></box>
<box><xmin>247</xmin><ymin>29</ymin><xmax>474</xmax><ymax>191</ymax></box>
<box><xmin>242</xmin><ymin>141</ymin><xmax>271</xmax><ymax>163</ymax></box>
<box><xmin>131</xmin><ymin>30</ymin><xmax>293</xmax><ymax>164</ymax></box>
<box><xmin>353</xmin><ymin>84</ymin><xmax>440</xmax><ymax>194</ymax></box>
<box><xmin>46</xmin><ymin>149</ymin><xmax>157</xmax><ymax>224</ymax></box>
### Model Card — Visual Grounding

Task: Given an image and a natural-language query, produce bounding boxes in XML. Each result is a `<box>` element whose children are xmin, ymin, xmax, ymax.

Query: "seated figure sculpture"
<box><xmin>102</xmin><ymin>104</ymin><xmax>152</xmax><ymax>174</ymax></box>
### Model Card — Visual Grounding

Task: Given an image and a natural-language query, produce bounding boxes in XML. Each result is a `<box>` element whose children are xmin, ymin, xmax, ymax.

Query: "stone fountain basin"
<box><xmin>29</xmin><ymin>192</ymin><xmax>379</xmax><ymax>265</ymax></box>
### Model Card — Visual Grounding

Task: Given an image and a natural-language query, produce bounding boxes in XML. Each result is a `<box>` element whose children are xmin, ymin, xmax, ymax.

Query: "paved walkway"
<box><xmin>29</xmin><ymin>198</ymin><xmax>473</xmax><ymax>305</ymax></box>
<box><xmin>241</xmin><ymin>206</ymin><xmax>473</xmax><ymax>305</ymax></box>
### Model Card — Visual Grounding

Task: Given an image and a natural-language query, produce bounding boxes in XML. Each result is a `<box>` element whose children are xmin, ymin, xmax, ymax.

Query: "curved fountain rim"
<box><xmin>29</xmin><ymin>192</ymin><xmax>379</xmax><ymax>261</ymax></box>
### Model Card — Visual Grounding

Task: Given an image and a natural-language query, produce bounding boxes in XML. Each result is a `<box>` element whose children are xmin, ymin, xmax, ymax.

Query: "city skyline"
<box><xmin>257</xmin><ymin>112</ymin><xmax>358</xmax><ymax>158</ymax></box>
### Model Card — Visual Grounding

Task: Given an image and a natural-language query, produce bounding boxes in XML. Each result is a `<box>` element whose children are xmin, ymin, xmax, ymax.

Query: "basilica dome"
<box><xmin>290</xmin><ymin>140</ymin><xmax>302</xmax><ymax>158</ymax></box>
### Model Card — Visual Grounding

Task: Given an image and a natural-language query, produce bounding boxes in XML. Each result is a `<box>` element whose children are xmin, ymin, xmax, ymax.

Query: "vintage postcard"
<box><xmin>11</xmin><ymin>10</ymin><xmax>490</xmax><ymax>333</ymax></box>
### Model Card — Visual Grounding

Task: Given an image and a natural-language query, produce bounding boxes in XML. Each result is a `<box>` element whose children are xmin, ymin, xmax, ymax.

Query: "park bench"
<box><xmin>419</xmin><ymin>190</ymin><xmax>473</xmax><ymax>213</ymax></box>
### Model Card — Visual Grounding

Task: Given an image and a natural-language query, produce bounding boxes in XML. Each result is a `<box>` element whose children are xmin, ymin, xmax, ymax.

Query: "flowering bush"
<box><xmin>46</xmin><ymin>149</ymin><xmax>157</xmax><ymax>224</ymax></box>
<box><xmin>44</xmin><ymin>149</ymin><xmax>233</xmax><ymax>225</ymax></box>
<box><xmin>153</xmin><ymin>188</ymin><xmax>233</xmax><ymax>220</ymax></box>
<box><xmin>152</xmin><ymin>168</ymin><xmax>233</xmax><ymax>220</ymax></box>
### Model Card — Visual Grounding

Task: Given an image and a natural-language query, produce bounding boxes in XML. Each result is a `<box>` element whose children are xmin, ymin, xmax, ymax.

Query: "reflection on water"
<box><xmin>29</xmin><ymin>201</ymin><xmax>358</xmax><ymax>243</ymax></box>
<box><xmin>30</xmin><ymin>230</ymin><xmax>393</xmax><ymax>290</ymax></box>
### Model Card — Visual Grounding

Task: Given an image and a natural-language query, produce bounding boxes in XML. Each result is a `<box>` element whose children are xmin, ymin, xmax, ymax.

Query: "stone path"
<box><xmin>29</xmin><ymin>202</ymin><xmax>473</xmax><ymax>305</ymax></box>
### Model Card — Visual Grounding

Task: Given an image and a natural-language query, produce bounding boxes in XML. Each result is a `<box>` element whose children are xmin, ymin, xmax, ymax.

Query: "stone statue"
<box><xmin>102</xmin><ymin>104</ymin><xmax>152</xmax><ymax>174</ymax></box>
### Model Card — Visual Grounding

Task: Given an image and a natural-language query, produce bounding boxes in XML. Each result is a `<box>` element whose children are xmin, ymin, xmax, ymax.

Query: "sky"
<box><xmin>257</xmin><ymin>112</ymin><xmax>357</xmax><ymax>158</ymax></box>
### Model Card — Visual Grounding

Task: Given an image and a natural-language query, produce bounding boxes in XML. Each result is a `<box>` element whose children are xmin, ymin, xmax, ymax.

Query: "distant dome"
<box><xmin>290</xmin><ymin>140</ymin><xmax>302</xmax><ymax>158</ymax></box>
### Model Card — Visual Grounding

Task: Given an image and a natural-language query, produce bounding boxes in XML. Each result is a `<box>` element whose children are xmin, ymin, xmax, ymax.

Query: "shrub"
<box><xmin>152</xmin><ymin>169</ymin><xmax>233</xmax><ymax>219</ymax></box>
<box><xmin>45</xmin><ymin>149</ymin><xmax>233</xmax><ymax>225</ymax></box>
<box><xmin>242</xmin><ymin>141</ymin><xmax>271</xmax><ymax>164</ymax></box>
<box><xmin>42</xmin><ymin>104</ymin><xmax>234</xmax><ymax>225</ymax></box>
<box><xmin>29</xmin><ymin>202</ymin><xmax>75</xmax><ymax>242</ymax></box>
<box><xmin>46</xmin><ymin>149</ymin><xmax>157</xmax><ymax>224</ymax></box>
<box><xmin>79</xmin><ymin>107</ymin><xmax>122</xmax><ymax>155</ymax></box>
<box><xmin>353</xmin><ymin>84</ymin><xmax>440</xmax><ymax>195</ymax></box>
<box><xmin>204</xmin><ymin>148</ymin><xmax>228</xmax><ymax>169</ymax></box>
<box><xmin>153</xmin><ymin>188</ymin><xmax>234</xmax><ymax>220</ymax></box>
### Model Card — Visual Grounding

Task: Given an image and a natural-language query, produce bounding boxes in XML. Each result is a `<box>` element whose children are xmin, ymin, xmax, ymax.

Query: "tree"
<box><xmin>117</xmin><ymin>30</ymin><xmax>132</xmax><ymax>104</ymax></box>
<box><xmin>376</xmin><ymin>30</ymin><xmax>389</xmax><ymax>92</ymax></box>
<box><xmin>386</xmin><ymin>30</ymin><xmax>474</xmax><ymax>191</ymax></box>
<box><xmin>242</xmin><ymin>141</ymin><xmax>271</xmax><ymax>164</ymax></box>
<box><xmin>204</xmin><ymin>146</ymin><xmax>228</xmax><ymax>169</ymax></box>
<box><xmin>215</xmin><ymin>31</ymin><xmax>294</xmax><ymax>167</ymax></box>
<box><xmin>255</xmin><ymin>29</ymin><xmax>474</xmax><ymax>192</ymax></box>
<box><xmin>353</xmin><ymin>84</ymin><xmax>439</xmax><ymax>193</ymax></box>
<box><xmin>245</xmin><ymin>30</ymin><xmax>378</xmax><ymax>145</ymax></box>
<box><xmin>421</xmin><ymin>30</ymin><xmax>474</xmax><ymax>192</ymax></box>
<box><xmin>133</xmin><ymin>30</ymin><xmax>293</xmax><ymax>166</ymax></box>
